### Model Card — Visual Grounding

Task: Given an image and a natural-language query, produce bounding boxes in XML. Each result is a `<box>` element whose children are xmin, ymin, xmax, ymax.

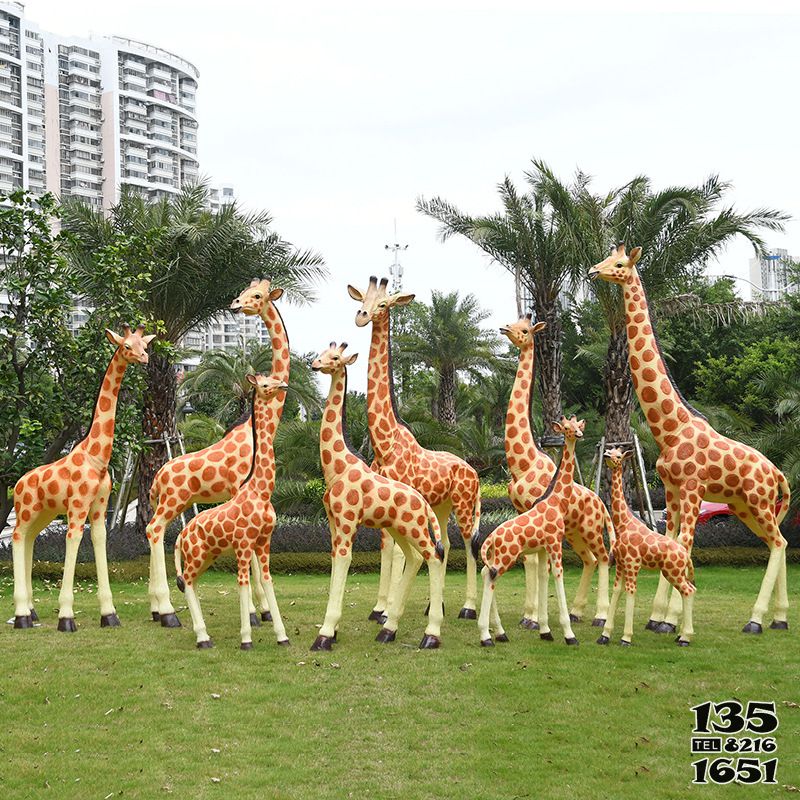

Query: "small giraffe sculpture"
<box><xmin>501</xmin><ymin>315</ymin><xmax>613</xmax><ymax>629</ymax></box>
<box><xmin>173</xmin><ymin>373</ymin><xmax>290</xmax><ymax>649</ymax></box>
<box><xmin>12</xmin><ymin>325</ymin><xmax>155</xmax><ymax>631</ymax></box>
<box><xmin>146</xmin><ymin>279</ymin><xmax>289</xmax><ymax>627</ymax></box>
<box><xmin>310</xmin><ymin>342</ymin><xmax>446</xmax><ymax>651</ymax></box>
<box><xmin>597</xmin><ymin>448</ymin><xmax>695</xmax><ymax>647</ymax></box>
<box><xmin>591</xmin><ymin>244</ymin><xmax>790</xmax><ymax>634</ymax></box>
<box><xmin>348</xmin><ymin>276</ymin><xmax>481</xmax><ymax>621</ymax></box>
<box><xmin>475</xmin><ymin>416</ymin><xmax>587</xmax><ymax>647</ymax></box>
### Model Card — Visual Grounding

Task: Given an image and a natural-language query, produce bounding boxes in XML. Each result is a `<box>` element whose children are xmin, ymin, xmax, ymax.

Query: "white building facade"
<box><xmin>748</xmin><ymin>248</ymin><xmax>798</xmax><ymax>302</ymax></box>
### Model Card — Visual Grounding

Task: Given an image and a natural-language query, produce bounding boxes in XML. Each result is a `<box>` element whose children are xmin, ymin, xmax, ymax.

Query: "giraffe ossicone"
<box><xmin>11</xmin><ymin>325</ymin><xmax>155</xmax><ymax>631</ymax></box>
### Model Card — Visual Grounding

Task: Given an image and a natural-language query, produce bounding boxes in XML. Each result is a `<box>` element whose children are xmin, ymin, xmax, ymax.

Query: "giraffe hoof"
<box><xmin>57</xmin><ymin>617</ymin><xmax>77</xmax><ymax>633</ymax></box>
<box><xmin>29</xmin><ymin>608</ymin><xmax>39</xmax><ymax>622</ymax></box>
<box><xmin>655</xmin><ymin>622</ymin><xmax>676</xmax><ymax>634</ymax></box>
<box><xmin>196</xmin><ymin>639</ymin><xmax>214</xmax><ymax>649</ymax></box>
<box><xmin>277</xmin><ymin>639</ymin><xmax>290</xmax><ymax>646</ymax></box>
<box><xmin>368</xmin><ymin>609</ymin><xmax>385</xmax><ymax>623</ymax></box>
<box><xmin>596</xmin><ymin>635</ymin><xmax>610</xmax><ymax>645</ymax></box>
<box><xmin>240</xmin><ymin>641</ymin><xmax>253</xmax><ymax>651</ymax></box>
<box><xmin>249</xmin><ymin>612</ymin><xmax>261</xmax><ymax>628</ymax></box>
<box><xmin>569</xmin><ymin>613</ymin><xmax>582</xmax><ymax>624</ymax></box>
<box><xmin>261</xmin><ymin>611</ymin><xmax>273</xmax><ymax>622</ymax></box>
<box><xmin>742</xmin><ymin>621</ymin><xmax>763</xmax><ymax>634</ymax></box>
<box><xmin>419</xmin><ymin>634</ymin><xmax>441</xmax><ymax>649</ymax></box>
<box><xmin>310</xmin><ymin>635</ymin><xmax>334</xmax><ymax>651</ymax></box>
<box><xmin>375</xmin><ymin>627</ymin><xmax>397</xmax><ymax>644</ymax></box>
<box><xmin>539</xmin><ymin>631</ymin><xmax>554</xmax><ymax>641</ymax></box>
<box><xmin>644</xmin><ymin>619</ymin><xmax>660</xmax><ymax>631</ymax></box>
<box><xmin>591</xmin><ymin>618</ymin><xmax>606</xmax><ymax>627</ymax></box>
<box><xmin>458</xmin><ymin>607</ymin><xmax>477</xmax><ymax>620</ymax></box>
<box><xmin>769</xmin><ymin>620</ymin><xmax>789</xmax><ymax>630</ymax></box>
<box><xmin>151</xmin><ymin>611</ymin><xmax>161</xmax><ymax>622</ymax></box>
<box><xmin>620</xmin><ymin>639</ymin><xmax>632</xmax><ymax>647</ymax></box>
<box><xmin>13</xmin><ymin>615</ymin><xmax>34</xmax><ymax>629</ymax></box>
<box><xmin>676</xmin><ymin>638</ymin><xmax>690</xmax><ymax>647</ymax></box>
<box><xmin>100</xmin><ymin>613</ymin><xmax>121</xmax><ymax>628</ymax></box>
<box><xmin>480</xmin><ymin>638</ymin><xmax>494</xmax><ymax>647</ymax></box>
<box><xmin>495</xmin><ymin>633</ymin><xmax>510</xmax><ymax>643</ymax></box>
<box><xmin>565</xmin><ymin>637</ymin><xmax>579</xmax><ymax>646</ymax></box>
<box><xmin>159</xmin><ymin>612</ymin><xmax>182</xmax><ymax>628</ymax></box>
<box><xmin>520</xmin><ymin>618</ymin><xmax>539</xmax><ymax>630</ymax></box>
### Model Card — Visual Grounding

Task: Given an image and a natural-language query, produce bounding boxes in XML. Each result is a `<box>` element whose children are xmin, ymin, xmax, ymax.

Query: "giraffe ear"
<box><xmin>142</xmin><ymin>333</ymin><xmax>156</xmax><ymax>345</ymax></box>
<box><xmin>245</xmin><ymin>373</ymin><xmax>259</xmax><ymax>386</ymax></box>
<box><xmin>578</xmin><ymin>419</ymin><xmax>586</xmax><ymax>431</ymax></box>
<box><xmin>269</xmin><ymin>287</ymin><xmax>284</xmax><ymax>301</ymax></box>
<box><xmin>345</xmin><ymin>352</ymin><xmax>359</xmax><ymax>365</ymax></box>
<box><xmin>622</xmin><ymin>450</ymin><xmax>634</xmax><ymax>461</ymax></box>
<box><xmin>552</xmin><ymin>420</ymin><xmax>564</xmax><ymax>434</ymax></box>
<box><xmin>531</xmin><ymin>322</ymin><xmax>546</xmax><ymax>334</ymax></box>
<box><xmin>105</xmin><ymin>329</ymin><xmax>124</xmax><ymax>346</ymax></box>
<box><xmin>628</xmin><ymin>246</ymin><xmax>642</xmax><ymax>264</ymax></box>
<box><xmin>347</xmin><ymin>285</ymin><xmax>364</xmax><ymax>301</ymax></box>
<box><xmin>392</xmin><ymin>293</ymin><xmax>415</xmax><ymax>306</ymax></box>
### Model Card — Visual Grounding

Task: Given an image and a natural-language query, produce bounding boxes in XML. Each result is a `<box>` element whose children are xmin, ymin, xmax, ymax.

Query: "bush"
<box><xmin>479</xmin><ymin>481</ymin><xmax>509</xmax><ymax>500</ymax></box>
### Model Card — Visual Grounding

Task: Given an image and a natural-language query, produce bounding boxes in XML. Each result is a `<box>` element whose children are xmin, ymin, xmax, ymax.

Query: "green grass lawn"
<box><xmin>1</xmin><ymin>565</ymin><xmax>798</xmax><ymax>799</ymax></box>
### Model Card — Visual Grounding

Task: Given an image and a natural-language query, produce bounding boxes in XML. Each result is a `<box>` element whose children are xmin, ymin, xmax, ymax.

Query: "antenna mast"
<box><xmin>385</xmin><ymin>218</ymin><xmax>408</xmax><ymax>292</ymax></box>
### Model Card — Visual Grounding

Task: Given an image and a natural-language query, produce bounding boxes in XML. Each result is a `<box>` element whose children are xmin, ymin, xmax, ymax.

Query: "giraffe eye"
<box><xmin>615</xmin><ymin>263</ymin><xmax>623</xmax><ymax>268</ymax></box>
<box><xmin>254</xmin><ymin>293</ymin><xmax>262</xmax><ymax>299</ymax></box>
<box><xmin>124</xmin><ymin>343</ymin><xmax>131</xmax><ymax>349</ymax></box>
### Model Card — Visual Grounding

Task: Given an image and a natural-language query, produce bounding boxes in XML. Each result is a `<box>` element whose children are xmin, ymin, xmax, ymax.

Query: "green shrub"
<box><xmin>479</xmin><ymin>481</ymin><xmax>508</xmax><ymax>500</ymax></box>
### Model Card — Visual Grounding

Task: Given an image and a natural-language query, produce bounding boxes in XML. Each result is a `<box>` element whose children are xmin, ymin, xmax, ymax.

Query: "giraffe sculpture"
<box><xmin>502</xmin><ymin>314</ymin><xmax>613</xmax><ymax>628</ymax></box>
<box><xmin>173</xmin><ymin>373</ymin><xmax>290</xmax><ymax>649</ymax></box>
<box><xmin>12</xmin><ymin>325</ymin><xmax>155</xmax><ymax>631</ymax></box>
<box><xmin>146</xmin><ymin>279</ymin><xmax>288</xmax><ymax>627</ymax></box>
<box><xmin>597</xmin><ymin>448</ymin><xmax>696</xmax><ymax>646</ymax></box>
<box><xmin>590</xmin><ymin>243</ymin><xmax>791</xmax><ymax>634</ymax></box>
<box><xmin>310</xmin><ymin>342</ymin><xmax>446</xmax><ymax>651</ymax></box>
<box><xmin>475</xmin><ymin>416</ymin><xmax>587</xmax><ymax>646</ymax></box>
<box><xmin>348</xmin><ymin>276</ymin><xmax>481</xmax><ymax>622</ymax></box>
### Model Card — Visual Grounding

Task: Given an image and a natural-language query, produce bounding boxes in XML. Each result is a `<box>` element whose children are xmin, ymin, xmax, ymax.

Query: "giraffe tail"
<box><xmin>174</xmin><ymin>530</ymin><xmax>186</xmax><ymax>593</ymax></box>
<box><xmin>470</xmin><ymin>493</ymin><xmax>482</xmax><ymax>540</ymax></box>
<box><xmin>776</xmin><ymin>470</ymin><xmax>791</xmax><ymax>526</ymax></box>
<box><xmin>426</xmin><ymin>505</ymin><xmax>445</xmax><ymax>562</ymax></box>
<box><xmin>603</xmin><ymin>505</ymin><xmax>616</xmax><ymax>550</ymax></box>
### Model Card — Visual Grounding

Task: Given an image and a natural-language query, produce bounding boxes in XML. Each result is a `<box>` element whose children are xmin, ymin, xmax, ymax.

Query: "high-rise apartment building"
<box><xmin>748</xmin><ymin>248</ymin><xmax>798</xmax><ymax>302</ymax></box>
<box><xmin>0</xmin><ymin>1</ymin><xmax>199</xmax><ymax>208</ymax></box>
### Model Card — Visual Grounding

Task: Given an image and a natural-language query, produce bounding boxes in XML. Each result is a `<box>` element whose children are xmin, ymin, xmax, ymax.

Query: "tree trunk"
<box><xmin>534</xmin><ymin>294</ymin><xmax>563</xmax><ymax>427</ymax></box>
<box><xmin>136</xmin><ymin>353</ymin><xmax>177</xmax><ymax>539</ymax></box>
<box><xmin>0</xmin><ymin>489</ymin><xmax>12</xmax><ymax>532</ymax></box>
<box><xmin>438</xmin><ymin>365</ymin><xmax>457</xmax><ymax>428</ymax></box>
<box><xmin>603</xmin><ymin>326</ymin><xmax>634</xmax><ymax>445</ymax></box>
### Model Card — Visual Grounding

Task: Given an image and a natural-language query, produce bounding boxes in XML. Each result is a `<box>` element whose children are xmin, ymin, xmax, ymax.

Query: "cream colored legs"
<box><xmin>772</xmin><ymin>555</ymin><xmax>789</xmax><ymax>624</ymax></box>
<box><xmin>423</xmin><ymin>556</ymin><xmax>445</xmax><ymax>640</ymax></box>
<box><xmin>318</xmin><ymin>551</ymin><xmax>353</xmax><ymax>638</ymax></box>
<box><xmin>148</xmin><ymin>539</ymin><xmax>178</xmax><ymax>619</ymax></box>
<box><xmin>600</xmin><ymin>577</ymin><xmax>624</xmax><ymax>642</ymax></box>
<box><xmin>372</xmin><ymin>530</ymin><xmax>395</xmax><ymax>615</ymax></box>
<box><xmin>594</xmin><ymin>561</ymin><xmax>610</xmax><ymax>622</ymax></box>
<box><xmin>382</xmin><ymin>536</ymin><xmax>423</xmax><ymax>634</ymax></box>
<box><xmin>239</xmin><ymin>582</ymin><xmax>253</xmax><ymax>647</ymax></box>
<box><xmin>462</xmin><ymin>538</ymin><xmax>478</xmax><ymax>613</ymax></box>
<box><xmin>89</xmin><ymin>513</ymin><xmax>117</xmax><ymax>620</ymax></box>
<box><xmin>622</xmin><ymin>592</ymin><xmax>636</xmax><ymax>643</ymax></box>
<box><xmin>678</xmin><ymin>592</ymin><xmax>695</xmax><ymax>643</ymax></box>
<box><xmin>749</xmin><ymin>544</ymin><xmax>785</xmax><ymax>627</ymax></box>
<box><xmin>569</xmin><ymin>552</ymin><xmax>597</xmax><ymax>620</ymax></box>
<box><xmin>57</xmin><ymin>516</ymin><xmax>85</xmax><ymax>626</ymax></box>
<box><xmin>521</xmin><ymin>553</ymin><xmax>539</xmax><ymax>626</ymax></box>
<box><xmin>260</xmin><ymin>571</ymin><xmax>288</xmax><ymax>643</ymax></box>
<box><xmin>477</xmin><ymin>566</ymin><xmax>495</xmax><ymax>643</ymax></box>
<box><xmin>551</xmin><ymin>560</ymin><xmax>577</xmax><ymax>643</ymax></box>
<box><xmin>649</xmin><ymin>573</ymin><xmax>673</xmax><ymax>626</ymax></box>
<box><xmin>536</xmin><ymin>551</ymin><xmax>551</xmax><ymax>637</ymax></box>
<box><xmin>184</xmin><ymin>583</ymin><xmax>211</xmax><ymax>646</ymax></box>
<box><xmin>12</xmin><ymin>530</ymin><xmax>31</xmax><ymax>620</ymax></box>
<box><xmin>250</xmin><ymin>552</ymin><xmax>271</xmax><ymax>618</ymax></box>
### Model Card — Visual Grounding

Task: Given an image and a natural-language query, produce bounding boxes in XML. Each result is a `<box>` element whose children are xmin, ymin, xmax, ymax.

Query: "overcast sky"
<box><xmin>35</xmin><ymin>0</ymin><xmax>800</xmax><ymax>390</ymax></box>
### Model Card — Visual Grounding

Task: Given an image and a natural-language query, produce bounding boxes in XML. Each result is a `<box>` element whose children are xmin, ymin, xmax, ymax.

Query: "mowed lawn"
<box><xmin>1</xmin><ymin>565</ymin><xmax>798</xmax><ymax>800</ymax></box>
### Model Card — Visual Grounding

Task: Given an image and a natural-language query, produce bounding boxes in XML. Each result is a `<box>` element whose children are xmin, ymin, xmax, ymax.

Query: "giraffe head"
<box><xmin>348</xmin><ymin>275</ymin><xmax>415</xmax><ymax>327</ymax></box>
<box><xmin>588</xmin><ymin>243</ymin><xmax>642</xmax><ymax>284</ymax></box>
<box><xmin>499</xmin><ymin>313</ymin><xmax>546</xmax><ymax>350</ymax></box>
<box><xmin>105</xmin><ymin>324</ymin><xmax>155</xmax><ymax>365</ymax></box>
<box><xmin>311</xmin><ymin>342</ymin><xmax>358</xmax><ymax>374</ymax></box>
<box><xmin>604</xmin><ymin>447</ymin><xmax>633</xmax><ymax>471</ymax></box>
<box><xmin>230</xmin><ymin>278</ymin><xmax>284</xmax><ymax>315</ymax></box>
<box><xmin>552</xmin><ymin>415</ymin><xmax>585</xmax><ymax>442</ymax></box>
<box><xmin>245</xmin><ymin>372</ymin><xmax>289</xmax><ymax>399</ymax></box>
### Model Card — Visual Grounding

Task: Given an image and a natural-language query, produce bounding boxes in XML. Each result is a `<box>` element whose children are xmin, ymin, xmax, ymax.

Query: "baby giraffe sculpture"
<box><xmin>12</xmin><ymin>325</ymin><xmax>154</xmax><ymax>631</ymax></box>
<box><xmin>597</xmin><ymin>448</ymin><xmax>695</xmax><ymax>647</ymax></box>
<box><xmin>174</xmin><ymin>374</ymin><xmax>290</xmax><ymax>649</ymax></box>
<box><xmin>475</xmin><ymin>416</ymin><xmax>587</xmax><ymax>647</ymax></box>
<box><xmin>310</xmin><ymin>342</ymin><xmax>446</xmax><ymax>651</ymax></box>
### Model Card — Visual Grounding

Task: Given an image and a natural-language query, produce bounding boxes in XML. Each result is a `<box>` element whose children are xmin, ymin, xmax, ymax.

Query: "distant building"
<box><xmin>749</xmin><ymin>248</ymin><xmax>798</xmax><ymax>301</ymax></box>
<box><xmin>208</xmin><ymin>183</ymin><xmax>235</xmax><ymax>213</ymax></box>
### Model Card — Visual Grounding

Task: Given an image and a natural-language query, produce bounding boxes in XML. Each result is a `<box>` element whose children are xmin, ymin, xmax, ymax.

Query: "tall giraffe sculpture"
<box><xmin>12</xmin><ymin>325</ymin><xmax>155</xmax><ymax>631</ymax></box>
<box><xmin>501</xmin><ymin>314</ymin><xmax>612</xmax><ymax>628</ymax></box>
<box><xmin>310</xmin><ymin>342</ymin><xmax>446</xmax><ymax>651</ymax></box>
<box><xmin>348</xmin><ymin>276</ymin><xmax>481</xmax><ymax>621</ymax></box>
<box><xmin>475</xmin><ymin>416</ymin><xmax>587</xmax><ymax>646</ymax></box>
<box><xmin>146</xmin><ymin>279</ymin><xmax>289</xmax><ymax>627</ymax></box>
<box><xmin>174</xmin><ymin>373</ymin><xmax>290</xmax><ymax>649</ymax></box>
<box><xmin>590</xmin><ymin>243</ymin><xmax>790</xmax><ymax>634</ymax></box>
<box><xmin>597</xmin><ymin>448</ymin><xmax>695</xmax><ymax>647</ymax></box>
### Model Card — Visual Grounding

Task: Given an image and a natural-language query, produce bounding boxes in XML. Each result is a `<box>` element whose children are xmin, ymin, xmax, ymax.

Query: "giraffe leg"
<box><xmin>89</xmin><ymin>492</ymin><xmax>120</xmax><ymax>627</ymax></box>
<box><xmin>770</xmin><ymin>552</ymin><xmax>789</xmax><ymax>629</ymax></box>
<box><xmin>23</xmin><ymin>529</ymin><xmax>37</xmax><ymax>619</ymax></box>
<box><xmin>568</xmin><ymin>547</ymin><xmax>596</xmax><ymax>623</ymax></box>
<box><xmin>593</xmin><ymin>558</ymin><xmax>610</xmax><ymax>627</ymax></box>
<box><xmin>489</xmin><ymin>587</ymin><xmax>508</xmax><ymax>642</ymax></box>
<box><xmin>370</xmin><ymin>530</ymin><xmax>393</xmax><ymax>623</ymax></box>
<box><xmin>146</xmin><ymin>501</ymin><xmax>177</xmax><ymax>620</ymax></box>
<box><xmin>550</xmin><ymin>554</ymin><xmax>577</xmax><ymax>644</ymax></box>
<box><xmin>250</xmin><ymin>551</ymin><xmax>270</xmax><ymax>624</ymax></box>
<box><xmin>537</xmin><ymin>549</ymin><xmax>553</xmax><ymax>641</ymax></box>
<box><xmin>520</xmin><ymin>552</ymin><xmax>539</xmax><ymax>629</ymax></box>
<box><xmin>385</xmin><ymin>541</ymin><xmax>406</xmax><ymax>616</ymax></box>
<box><xmin>648</xmin><ymin>482</ymin><xmax>679</xmax><ymax>629</ymax></box>
<box><xmin>257</xmin><ymin>554</ymin><xmax>289</xmax><ymax>645</ymax></box>
<box><xmin>477</xmin><ymin>565</ymin><xmax>496</xmax><ymax>645</ymax></box>
<box><xmin>622</xmin><ymin>591</ymin><xmax>637</xmax><ymax>645</ymax></box>
<box><xmin>183</xmin><ymin>581</ymin><xmax>212</xmax><ymax>648</ymax></box>
<box><xmin>460</xmin><ymin>544</ymin><xmax>478</xmax><ymax>619</ymax></box>
<box><xmin>745</xmin><ymin>540</ymin><xmax>786</xmax><ymax>632</ymax></box>
<box><xmin>57</xmin><ymin>512</ymin><xmax>88</xmax><ymax>632</ymax></box>
<box><xmin>379</xmin><ymin>534</ymin><xmax>423</xmax><ymax>641</ymax></box>
<box><xmin>676</xmin><ymin>582</ymin><xmax>695</xmax><ymax>645</ymax></box>
<box><xmin>452</xmin><ymin>494</ymin><xmax>480</xmax><ymax>618</ymax></box>
<box><xmin>311</xmin><ymin>543</ymin><xmax>353</xmax><ymax>650</ymax></box>
<box><xmin>425</xmin><ymin>502</ymin><xmax>451</xmax><ymax>618</ymax></box>
<box><xmin>421</xmin><ymin>549</ymin><xmax>446</xmax><ymax>647</ymax></box>
<box><xmin>13</xmin><ymin>525</ymin><xmax>35</xmax><ymax>626</ymax></box>
<box><xmin>598</xmin><ymin>569</ymin><xmax>623</xmax><ymax>644</ymax></box>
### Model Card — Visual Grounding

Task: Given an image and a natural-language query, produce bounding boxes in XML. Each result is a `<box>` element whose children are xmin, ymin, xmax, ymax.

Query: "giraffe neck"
<box><xmin>260</xmin><ymin>302</ymin><xmax>290</xmax><ymax>384</ymax></box>
<box><xmin>83</xmin><ymin>348</ymin><xmax>128</xmax><ymax>463</ymax></box>
<box><xmin>367</xmin><ymin>312</ymin><xmax>402</xmax><ymax>457</ymax></box>
<box><xmin>553</xmin><ymin>440</ymin><xmax>576</xmax><ymax>510</ymax></box>
<box><xmin>505</xmin><ymin>344</ymin><xmax>542</xmax><ymax>477</ymax></box>
<box><xmin>245</xmin><ymin>389</ymin><xmax>282</xmax><ymax>490</ymax></box>
<box><xmin>321</xmin><ymin>369</ymin><xmax>350</xmax><ymax>485</ymax></box>
<box><xmin>609</xmin><ymin>466</ymin><xmax>631</xmax><ymax>531</ymax></box>
<box><xmin>623</xmin><ymin>268</ymin><xmax>694</xmax><ymax>447</ymax></box>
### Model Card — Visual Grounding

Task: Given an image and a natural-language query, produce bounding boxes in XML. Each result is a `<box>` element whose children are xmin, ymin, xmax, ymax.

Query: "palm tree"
<box><xmin>417</xmin><ymin>162</ymin><xmax>588</xmax><ymax>423</ymax></box>
<box><xmin>397</xmin><ymin>291</ymin><xmax>500</xmax><ymax>426</ymax></box>
<box><xmin>539</xmin><ymin>169</ymin><xmax>787</xmax><ymax>443</ymax></box>
<box><xmin>62</xmin><ymin>184</ymin><xmax>325</xmax><ymax>535</ymax></box>
<box><xmin>180</xmin><ymin>343</ymin><xmax>322</xmax><ymax>424</ymax></box>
